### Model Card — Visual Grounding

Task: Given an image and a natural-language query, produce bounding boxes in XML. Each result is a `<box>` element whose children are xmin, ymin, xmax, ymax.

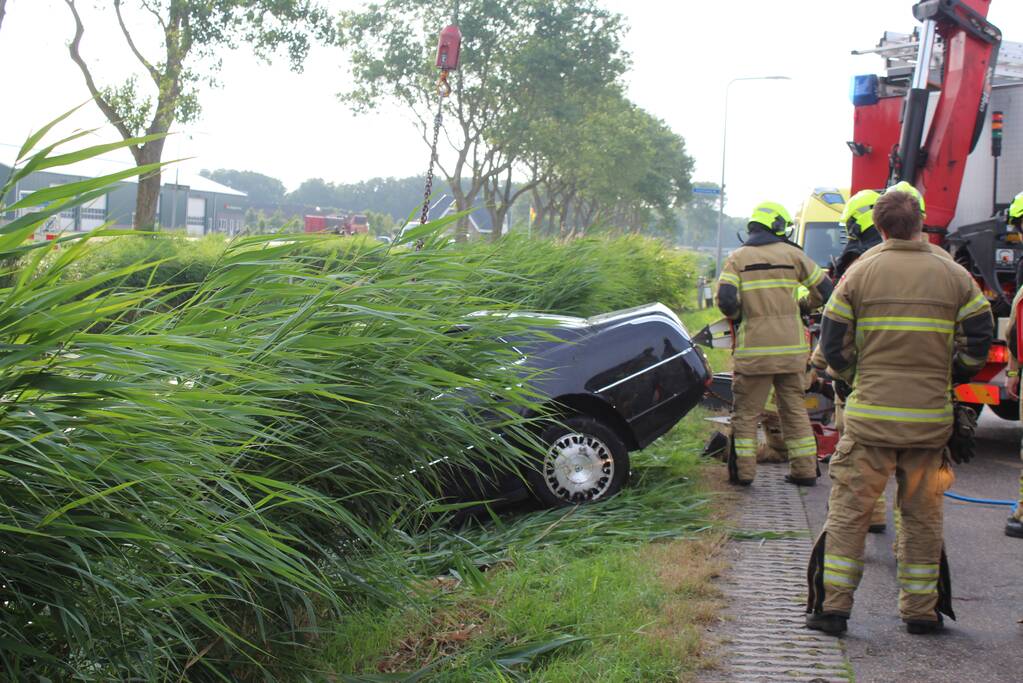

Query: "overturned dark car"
<box><xmin>454</xmin><ymin>303</ymin><xmax>712</xmax><ymax>508</ymax></box>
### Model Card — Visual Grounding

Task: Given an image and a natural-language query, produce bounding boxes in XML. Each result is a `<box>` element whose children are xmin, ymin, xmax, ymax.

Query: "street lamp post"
<box><xmin>715</xmin><ymin>75</ymin><xmax>791</xmax><ymax>275</ymax></box>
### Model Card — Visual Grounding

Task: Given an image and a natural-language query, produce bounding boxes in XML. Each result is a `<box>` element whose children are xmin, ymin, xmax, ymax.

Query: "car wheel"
<box><xmin>528</xmin><ymin>415</ymin><xmax>630</xmax><ymax>507</ymax></box>
<box><xmin>990</xmin><ymin>400</ymin><xmax>1019</xmax><ymax>421</ymax></box>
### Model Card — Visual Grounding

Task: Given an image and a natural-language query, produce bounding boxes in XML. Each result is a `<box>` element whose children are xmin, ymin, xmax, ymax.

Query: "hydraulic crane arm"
<box><xmin>892</xmin><ymin>0</ymin><xmax>1001</xmax><ymax>241</ymax></box>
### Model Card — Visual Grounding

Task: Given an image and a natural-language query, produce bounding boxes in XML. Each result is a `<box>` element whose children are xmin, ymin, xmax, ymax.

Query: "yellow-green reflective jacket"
<box><xmin>821</xmin><ymin>239</ymin><xmax>993</xmax><ymax>448</ymax></box>
<box><xmin>716</xmin><ymin>241</ymin><xmax>827</xmax><ymax>375</ymax></box>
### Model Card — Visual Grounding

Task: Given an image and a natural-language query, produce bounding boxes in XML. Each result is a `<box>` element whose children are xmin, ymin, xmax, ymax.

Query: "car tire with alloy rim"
<box><xmin>528</xmin><ymin>415</ymin><xmax>630</xmax><ymax>508</ymax></box>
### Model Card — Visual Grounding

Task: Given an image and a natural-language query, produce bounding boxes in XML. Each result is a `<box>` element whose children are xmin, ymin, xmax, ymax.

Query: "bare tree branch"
<box><xmin>64</xmin><ymin>0</ymin><xmax>137</xmax><ymax>157</ymax></box>
<box><xmin>139</xmin><ymin>0</ymin><xmax>167</xmax><ymax>30</ymax></box>
<box><xmin>114</xmin><ymin>0</ymin><xmax>160</xmax><ymax>84</ymax></box>
<box><xmin>507</xmin><ymin>177</ymin><xmax>537</xmax><ymax>208</ymax></box>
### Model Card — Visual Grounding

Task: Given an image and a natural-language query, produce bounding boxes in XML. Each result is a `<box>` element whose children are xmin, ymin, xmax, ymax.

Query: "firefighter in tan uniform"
<box><xmin>1002</xmin><ymin>191</ymin><xmax>1023</xmax><ymax>539</ymax></box>
<box><xmin>716</xmin><ymin>201</ymin><xmax>834</xmax><ymax>486</ymax></box>
<box><xmin>805</xmin><ymin>188</ymin><xmax>993</xmax><ymax>636</ymax></box>
<box><xmin>811</xmin><ymin>188</ymin><xmax>888</xmax><ymax>532</ymax></box>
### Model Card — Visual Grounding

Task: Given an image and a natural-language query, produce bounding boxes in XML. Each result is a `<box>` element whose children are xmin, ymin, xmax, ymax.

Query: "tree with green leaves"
<box><xmin>200</xmin><ymin>168</ymin><xmax>286</xmax><ymax>203</ymax></box>
<box><xmin>364</xmin><ymin>209</ymin><xmax>396</xmax><ymax>237</ymax></box>
<box><xmin>339</xmin><ymin>0</ymin><xmax>627</xmax><ymax>240</ymax></box>
<box><xmin>286</xmin><ymin>175</ymin><xmax>432</xmax><ymax>222</ymax></box>
<box><xmin>287</xmin><ymin>177</ymin><xmax>338</xmax><ymax>209</ymax></box>
<box><xmin>529</xmin><ymin>91</ymin><xmax>693</xmax><ymax>236</ymax></box>
<box><xmin>63</xmin><ymin>0</ymin><xmax>335</xmax><ymax>229</ymax></box>
<box><xmin>675</xmin><ymin>182</ymin><xmax>746</xmax><ymax>249</ymax></box>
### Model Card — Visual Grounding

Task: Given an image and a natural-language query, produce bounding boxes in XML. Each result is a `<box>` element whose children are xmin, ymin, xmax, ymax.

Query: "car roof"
<box><xmin>466</xmin><ymin>310</ymin><xmax>588</xmax><ymax>328</ymax></box>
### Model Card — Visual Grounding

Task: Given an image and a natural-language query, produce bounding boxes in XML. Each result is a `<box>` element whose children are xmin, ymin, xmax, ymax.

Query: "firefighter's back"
<box><xmin>730</xmin><ymin>240</ymin><xmax>824</xmax><ymax>376</ymax></box>
<box><xmin>837</xmin><ymin>243</ymin><xmax>980</xmax><ymax>449</ymax></box>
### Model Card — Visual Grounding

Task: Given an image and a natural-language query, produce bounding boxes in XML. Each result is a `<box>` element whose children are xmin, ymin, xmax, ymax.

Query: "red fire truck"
<box><xmin>303</xmin><ymin>213</ymin><xmax>369</xmax><ymax>235</ymax></box>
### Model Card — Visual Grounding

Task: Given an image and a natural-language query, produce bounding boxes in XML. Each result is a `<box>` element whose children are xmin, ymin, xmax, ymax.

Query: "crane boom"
<box><xmin>906</xmin><ymin>0</ymin><xmax>1001</xmax><ymax>240</ymax></box>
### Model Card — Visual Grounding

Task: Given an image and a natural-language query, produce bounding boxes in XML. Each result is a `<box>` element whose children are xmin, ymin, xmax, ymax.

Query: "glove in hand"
<box><xmin>948</xmin><ymin>402</ymin><xmax>977</xmax><ymax>464</ymax></box>
<box><xmin>833</xmin><ymin>379</ymin><xmax>852</xmax><ymax>401</ymax></box>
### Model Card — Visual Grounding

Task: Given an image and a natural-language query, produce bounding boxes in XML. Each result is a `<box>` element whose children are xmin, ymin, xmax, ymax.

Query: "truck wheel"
<box><xmin>527</xmin><ymin>416</ymin><xmax>630</xmax><ymax>507</ymax></box>
<box><xmin>990</xmin><ymin>400</ymin><xmax>1019</xmax><ymax>421</ymax></box>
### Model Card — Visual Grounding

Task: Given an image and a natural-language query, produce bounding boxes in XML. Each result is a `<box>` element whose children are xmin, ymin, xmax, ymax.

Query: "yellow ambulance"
<box><xmin>794</xmin><ymin>187</ymin><xmax>848</xmax><ymax>267</ymax></box>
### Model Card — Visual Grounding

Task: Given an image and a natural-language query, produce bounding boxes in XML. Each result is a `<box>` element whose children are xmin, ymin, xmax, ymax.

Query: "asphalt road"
<box><xmin>803</xmin><ymin>410</ymin><xmax>1023</xmax><ymax>683</ymax></box>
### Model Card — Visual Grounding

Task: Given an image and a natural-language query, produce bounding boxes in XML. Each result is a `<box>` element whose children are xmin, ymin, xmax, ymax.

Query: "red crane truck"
<box><xmin>849</xmin><ymin>0</ymin><xmax>1023</xmax><ymax>419</ymax></box>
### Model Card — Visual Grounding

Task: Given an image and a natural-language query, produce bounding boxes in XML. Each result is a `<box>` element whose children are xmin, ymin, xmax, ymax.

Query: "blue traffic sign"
<box><xmin>693</xmin><ymin>187</ymin><xmax>722</xmax><ymax>196</ymax></box>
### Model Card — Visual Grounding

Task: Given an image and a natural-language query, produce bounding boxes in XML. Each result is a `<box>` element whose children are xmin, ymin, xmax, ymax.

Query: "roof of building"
<box><xmin>0</xmin><ymin>142</ymin><xmax>246</xmax><ymax>197</ymax></box>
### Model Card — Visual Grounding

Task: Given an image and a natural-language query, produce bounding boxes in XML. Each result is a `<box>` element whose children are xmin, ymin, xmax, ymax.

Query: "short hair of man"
<box><xmin>873</xmin><ymin>190</ymin><xmax>923</xmax><ymax>240</ymax></box>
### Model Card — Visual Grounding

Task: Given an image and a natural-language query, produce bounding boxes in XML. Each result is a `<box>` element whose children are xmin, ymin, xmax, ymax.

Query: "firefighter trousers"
<box><xmin>1015</xmin><ymin>447</ymin><xmax>1023</xmax><ymax>523</ymax></box>
<box><xmin>834</xmin><ymin>397</ymin><xmax>887</xmax><ymax>527</ymax></box>
<box><xmin>731</xmin><ymin>372</ymin><xmax>817</xmax><ymax>482</ymax></box>
<box><xmin>807</xmin><ymin>437</ymin><xmax>954</xmax><ymax>622</ymax></box>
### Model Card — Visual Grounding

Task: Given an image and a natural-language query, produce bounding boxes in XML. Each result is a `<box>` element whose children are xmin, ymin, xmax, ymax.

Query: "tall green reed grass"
<box><xmin>58</xmin><ymin>231</ymin><xmax>698</xmax><ymax>320</ymax></box>
<box><xmin>1</xmin><ymin>113</ymin><xmax>699</xmax><ymax>680</ymax></box>
<box><xmin>0</xmin><ymin>123</ymin><xmax>542</xmax><ymax>680</ymax></box>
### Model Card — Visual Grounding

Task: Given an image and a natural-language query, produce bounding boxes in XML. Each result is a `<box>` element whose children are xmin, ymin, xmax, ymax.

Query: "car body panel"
<box><xmin>441</xmin><ymin>303</ymin><xmax>712</xmax><ymax>509</ymax></box>
<box><xmin>514</xmin><ymin>303</ymin><xmax>711</xmax><ymax>449</ymax></box>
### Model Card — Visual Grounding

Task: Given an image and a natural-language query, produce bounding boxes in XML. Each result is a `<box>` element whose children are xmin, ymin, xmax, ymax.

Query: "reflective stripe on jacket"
<box><xmin>820</xmin><ymin>239</ymin><xmax>993</xmax><ymax>449</ymax></box>
<box><xmin>716</xmin><ymin>236</ymin><xmax>831</xmax><ymax>375</ymax></box>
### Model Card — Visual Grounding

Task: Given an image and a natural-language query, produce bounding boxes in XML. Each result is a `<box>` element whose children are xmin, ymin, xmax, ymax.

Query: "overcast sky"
<box><xmin>3</xmin><ymin>0</ymin><xmax>1023</xmax><ymax>217</ymax></box>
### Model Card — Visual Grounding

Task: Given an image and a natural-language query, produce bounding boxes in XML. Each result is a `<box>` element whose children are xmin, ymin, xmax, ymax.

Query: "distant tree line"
<box><xmin>199</xmin><ymin>167</ymin><xmax>752</xmax><ymax>246</ymax></box>
<box><xmin>201</xmin><ymin>170</ymin><xmax>426</xmax><ymax>219</ymax></box>
<box><xmin>284</xmin><ymin>176</ymin><xmax>429</xmax><ymax>222</ymax></box>
<box><xmin>200</xmin><ymin>168</ymin><xmax>415</xmax><ymax>235</ymax></box>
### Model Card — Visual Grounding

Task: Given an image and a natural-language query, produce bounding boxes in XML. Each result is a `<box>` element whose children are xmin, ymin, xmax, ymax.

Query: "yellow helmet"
<box><xmin>1009</xmin><ymin>191</ymin><xmax>1023</xmax><ymax>223</ymax></box>
<box><xmin>841</xmin><ymin>189</ymin><xmax>881</xmax><ymax>239</ymax></box>
<box><xmin>885</xmin><ymin>180</ymin><xmax>926</xmax><ymax>214</ymax></box>
<box><xmin>749</xmin><ymin>201</ymin><xmax>793</xmax><ymax>237</ymax></box>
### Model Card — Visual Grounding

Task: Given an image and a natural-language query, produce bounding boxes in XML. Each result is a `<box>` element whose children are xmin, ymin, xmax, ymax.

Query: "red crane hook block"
<box><xmin>435</xmin><ymin>24</ymin><xmax>462</xmax><ymax>71</ymax></box>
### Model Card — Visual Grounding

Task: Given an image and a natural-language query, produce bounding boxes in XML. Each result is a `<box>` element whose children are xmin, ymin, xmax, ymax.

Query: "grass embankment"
<box><xmin>311</xmin><ymin>415</ymin><xmax>727</xmax><ymax>682</ymax></box>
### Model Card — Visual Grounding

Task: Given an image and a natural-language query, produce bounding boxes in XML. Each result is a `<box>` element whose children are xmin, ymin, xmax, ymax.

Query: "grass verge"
<box><xmin>307</xmin><ymin>412</ymin><xmax>727</xmax><ymax>682</ymax></box>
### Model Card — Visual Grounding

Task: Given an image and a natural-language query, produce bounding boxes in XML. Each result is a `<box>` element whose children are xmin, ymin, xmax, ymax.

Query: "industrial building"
<box><xmin>0</xmin><ymin>143</ymin><xmax>247</xmax><ymax>235</ymax></box>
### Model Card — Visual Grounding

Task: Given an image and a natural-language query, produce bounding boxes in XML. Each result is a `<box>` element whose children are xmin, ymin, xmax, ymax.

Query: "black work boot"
<box><xmin>806</xmin><ymin>611</ymin><xmax>848</xmax><ymax>635</ymax></box>
<box><xmin>905</xmin><ymin>614</ymin><xmax>944</xmax><ymax>635</ymax></box>
<box><xmin>1005</xmin><ymin>516</ymin><xmax>1023</xmax><ymax>539</ymax></box>
<box><xmin>730</xmin><ymin>478</ymin><xmax>753</xmax><ymax>487</ymax></box>
<box><xmin>785</xmin><ymin>474</ymin><xmax>817</xmax><ymax>487</ymax></box>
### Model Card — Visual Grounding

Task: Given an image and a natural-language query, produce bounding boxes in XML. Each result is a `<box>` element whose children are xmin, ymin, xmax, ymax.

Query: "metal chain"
<box><xmin>417</xmin><ymin>0</ymin><xmax>458</xmax><ymax>239</ymax></box>
<box><xmin>419</xmin><ymin>94</ymin><xmax>444</xmax><ymax>227</ymax></box>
